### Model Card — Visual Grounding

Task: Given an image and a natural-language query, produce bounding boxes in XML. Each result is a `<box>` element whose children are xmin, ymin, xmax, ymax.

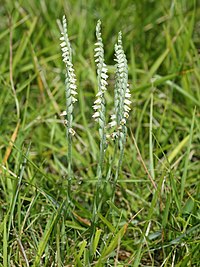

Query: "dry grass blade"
<box><xmin>2</xmin><ymin>120</ymin><xmax>20</xmax><ymax>165</ymax></box>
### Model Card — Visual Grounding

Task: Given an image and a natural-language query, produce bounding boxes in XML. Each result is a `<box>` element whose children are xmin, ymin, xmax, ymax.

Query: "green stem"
<box><xmin>90</xmin><ymin>127</ymin><xmax>106</xmax><ymax>250</ymax></box>
<box><xmin>66</xmin><ymin>109</ymin><xmax>73</xmax><ymax>209</ymax></box>
<box><xmin>67</xmin><ymin>129</ymin><xmax>72</xmax><ymax>206</ymax></box>
<box><xmin>112</xmin><ymin>127</ymin><xmax>126</xmax><ymax>202</ymax></box>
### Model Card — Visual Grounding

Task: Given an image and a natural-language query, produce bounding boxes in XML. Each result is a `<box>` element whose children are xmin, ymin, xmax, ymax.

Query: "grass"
<box><xmin>0</xmin><ymin>0</ymin><xmax>200</xmax><ymax>266</ymax></box>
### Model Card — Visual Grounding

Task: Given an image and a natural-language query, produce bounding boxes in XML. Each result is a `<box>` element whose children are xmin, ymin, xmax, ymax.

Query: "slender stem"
<box><xmin>149</xmin><ymin>93</ymin><xmax>155</xmax><ymax>180</ymax></box>
<box><xmin>67</xmin><ymin>128</ymin><xmax>72</xmax><ymax>206</ymax></box>
<box><xmin>90</xmin><ymin>99</ymin><xmax>106</xmax><ymax>257</ymax></box>
<box><xmin>90</xmin><ymin>126</ymin><xmax>106</xmax><ymax>253</ymax></box>
<box><xmin>112</xmin><ymin>126</ymin><xmax>126</xmax><ymax>202</ymax></box>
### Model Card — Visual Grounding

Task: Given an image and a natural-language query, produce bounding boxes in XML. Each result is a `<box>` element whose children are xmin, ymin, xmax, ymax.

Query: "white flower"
<box><xmin>124</xmin><ymin>99</ymin><xmax>131</xmax><ymax>106</ymax></box>
<box><xmin>124</xmin><ymin>112</ymin><xmax>129</xmax><ymax>118</ymax></box>
<box><xmin>124</xmin><ymin>105</ymin><xmax>131</xmax><ymax>112</ymax></box>
<box><xmin>92</xmin><ymin>111</ymin><xmax>100</xmax><ymax>118</ymax></box>
<box><xmin>69</xmin><ymin>128</ymin><xmax>76</xmax><ymax>136</ymax></box>
<box><xmin>93</xmin><ymin>104</ymin><xmax>101</xmax><ymax>110</ymax></box>
<box><xmin>109</xmin><ymin>120</ymin><xmax>117</xmax><ymax>127</ymax></box>
<box><xmin>94</xmin><ymin>98</ymin><xmax>101</xmax><ymax>104</ymax></box>
<box><xmin>120</xmin><ymin>118</ymin><xmax>126</xmax><ymax>125</ymax></box>
<box><xmin>60</xmin><ymin>111</ymin><xmax>67</xmax><ymax>116</ymax></box>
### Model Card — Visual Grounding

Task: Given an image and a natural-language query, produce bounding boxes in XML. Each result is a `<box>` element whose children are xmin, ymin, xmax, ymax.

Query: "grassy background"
<box><xmin>0</xmin><ymin>0</ymin><xmax>200</xmax><ymax>266</ymax></box>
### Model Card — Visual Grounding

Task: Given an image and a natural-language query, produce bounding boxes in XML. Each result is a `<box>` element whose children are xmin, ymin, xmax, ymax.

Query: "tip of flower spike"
<box><xmin>62</xmin><ymin>15</ymin><xmax>66</xmax><ymax>23</ymax></box>
<box><xmin>96</xmin><ymin>20</ymin><xmax>102</xmax><ymax>37</ymax></box>
<box><xmin>118</xmin><ymin>31</ymin><xmax>122</xmax><ymax>44</ymax></box>
<box><xmin>62</xmin><ymin>16</ymin><xmax>67</xmax><ymax>33</ymax></box>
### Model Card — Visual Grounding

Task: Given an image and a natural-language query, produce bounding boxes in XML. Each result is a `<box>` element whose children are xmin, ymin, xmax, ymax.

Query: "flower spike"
<box><xmin>60</xmin><ymin>15</ymin><xmax>77</xmax><ymax>133</ymax></box>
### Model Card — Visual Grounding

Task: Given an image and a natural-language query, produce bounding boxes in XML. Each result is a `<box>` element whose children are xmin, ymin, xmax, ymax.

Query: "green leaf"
<box><xmin>33</xmin><ymin>212</ymin><xmax>58</xmax><ymax>267</ymax></box>
<box><xmin>96</xmin><ymin>223</ymin><xmax>128</xmax><ymax>265</ymax></box>
<box><xmin>97</xmin><ymin>212</ymin><xmax>115</xmax><ymax>233</ymax></box>
<box><xmin>92</xmin><ymin>229</ymin><xmax>102</xmax><ymax>256</ymax></box>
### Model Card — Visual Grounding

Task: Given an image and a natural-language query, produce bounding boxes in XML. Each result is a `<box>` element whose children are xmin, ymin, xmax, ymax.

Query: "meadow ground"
<box><xmin>0</xmin><ymin>0</ymin><xmax>200</xmax><ymax>266</ymax></box>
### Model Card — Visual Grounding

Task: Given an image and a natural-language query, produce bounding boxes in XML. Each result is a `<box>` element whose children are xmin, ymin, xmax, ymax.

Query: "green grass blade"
<box><xmin>181</xmin><ymin>108</ymin><xmax>196</xmax><ymax>201</ymax></box>
<box><xmin>166</xmin><ymin>135</ymin><xmax>190</xmax><ymax>165</ymax></box>
<box><xmin>96</xmin><ymin>223</ymin><xmax>128</xmax><ymax>265</ymax></box>
<box><xmin>97</xmin><ymin>212</ymin><xmax>115</xmax><ymax>233</ymax></box>
<box><xmin>143</xmin><ymin>48</ymin><xmax>169</xmax><ymax>83</ymax></box>
<box><xmin>149</xmin><ymin>93</ymin><xmax>155</xmax><ymax>180</ymax></box>
<box><xmin>33</xmin><ymin>211</ymin><xmax>58</xmax><ymax>267</ymax></box>
<box><xmin>92</xmin><ymin>229</ymin><xmax>102</xmax><ymax>256</ymax></box>
<box><xmin>3</xmin><ymin>216</ymin><xmax>8</xmax><ymax>267</ymax></box>
<box><xmin>77</xmin><ymin>240</ymin><xmax>87</xmax><ymax>260</ymax></box>
<box><xmin>13</xmin><ymin>17</ymin><xmax>37</xmax><ymax>72</ymax></box>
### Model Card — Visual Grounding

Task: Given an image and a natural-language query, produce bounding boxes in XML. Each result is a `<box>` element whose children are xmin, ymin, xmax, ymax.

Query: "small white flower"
<box><xmin>95</xmin><ymin>41</ymin><xmax>103</xmax><ymax>47</ymax></box>
<box><xmin>125</xmin><ymin>92</ymin><xmax>131</xmax><ymax>98</ymax></box>
<box><xmin>124</xmin><ymin>99</ymin><xmax>131</xmax><ymax>105</ymax></box>
<box><xmin>72</xmin><ymin>97</ymin><xmax>77</xmax><ymax>103</ymax></box>
<box><xmin>69</xmin><ymin>128</ymin><xmax>76</xmax><ymax>136</ymax></box>
<box><xmin>101</xmin><ymin>73</ymin><xmax>108</xmax><ymax>80</ymax></box>
<box><xmin>124</xmin><ymin>112</ymin><xmax>129</xmax><ymax>118</ymax></box>
<box><xmin>102</xmin><ymin>66</ymin><xmax>107</xmax><ymax>73</ymax></box>
<box><xmin>94</xmin><ymin>47</ymin><xmax>101</xmax><ymax>52</ymax></box>
<box><xmin>100</xmin><ymin>85</ymin><xmax>107</xmax><ymax>92</ymax></box>
<box><xmin>120</xmin><ymin>118</ymin><xmax>126</xmax><ymax>125</ymax></box>
<box><xmin>94</xmin><ymin>98</ymin><xmax>101</xmax><ymax>104</ymax></box>
<box><xmin>92</xmin><ymin>111</ymin><xmax>99</xmax><ymax>118</ymax></box>
<box><xmin>109</xmin><ymin>120</ymin><xmax>117</xmax><ymax>127</ymax></box>
<box><xmin>93</xmin><ymin>104</ymin><xmax>101</xmax><ymax>110</ymax></box>
<box><xmin>96</xmin><ymin>91</ymin><xmax>103</xmax><ymax>97</ymax></box>
<box><xmin>71</xmin><ymin>90</ymin><xmax>77</xmax><ymax>95</ymax></box>
<box><xmin>111</xmin><ymin>114</ymin><xmax>116</xmax><ymax>120</ymax></box>
<box><xmin>124</xmin><ymin>105</ymin><xmax>131</xmax><ymax>112</ymax></box>
<box><xmin>60</xmin><ymin>41</ymin><xmax>66</xmax><ymax>47</ymax></box>
<box><xmin>101</xmin><ymin>79</ymin><xmax>108</xmax><ymax>86</ymax></box>
<box><xmin>61</xmin><ymin>47</ymin><xmax>68</xmax><ymax>52</ymax></box>
<box><xmin>60</xmin><ymin>111</ymin><xmax>67</xmax><ymax>116</ymax></box>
